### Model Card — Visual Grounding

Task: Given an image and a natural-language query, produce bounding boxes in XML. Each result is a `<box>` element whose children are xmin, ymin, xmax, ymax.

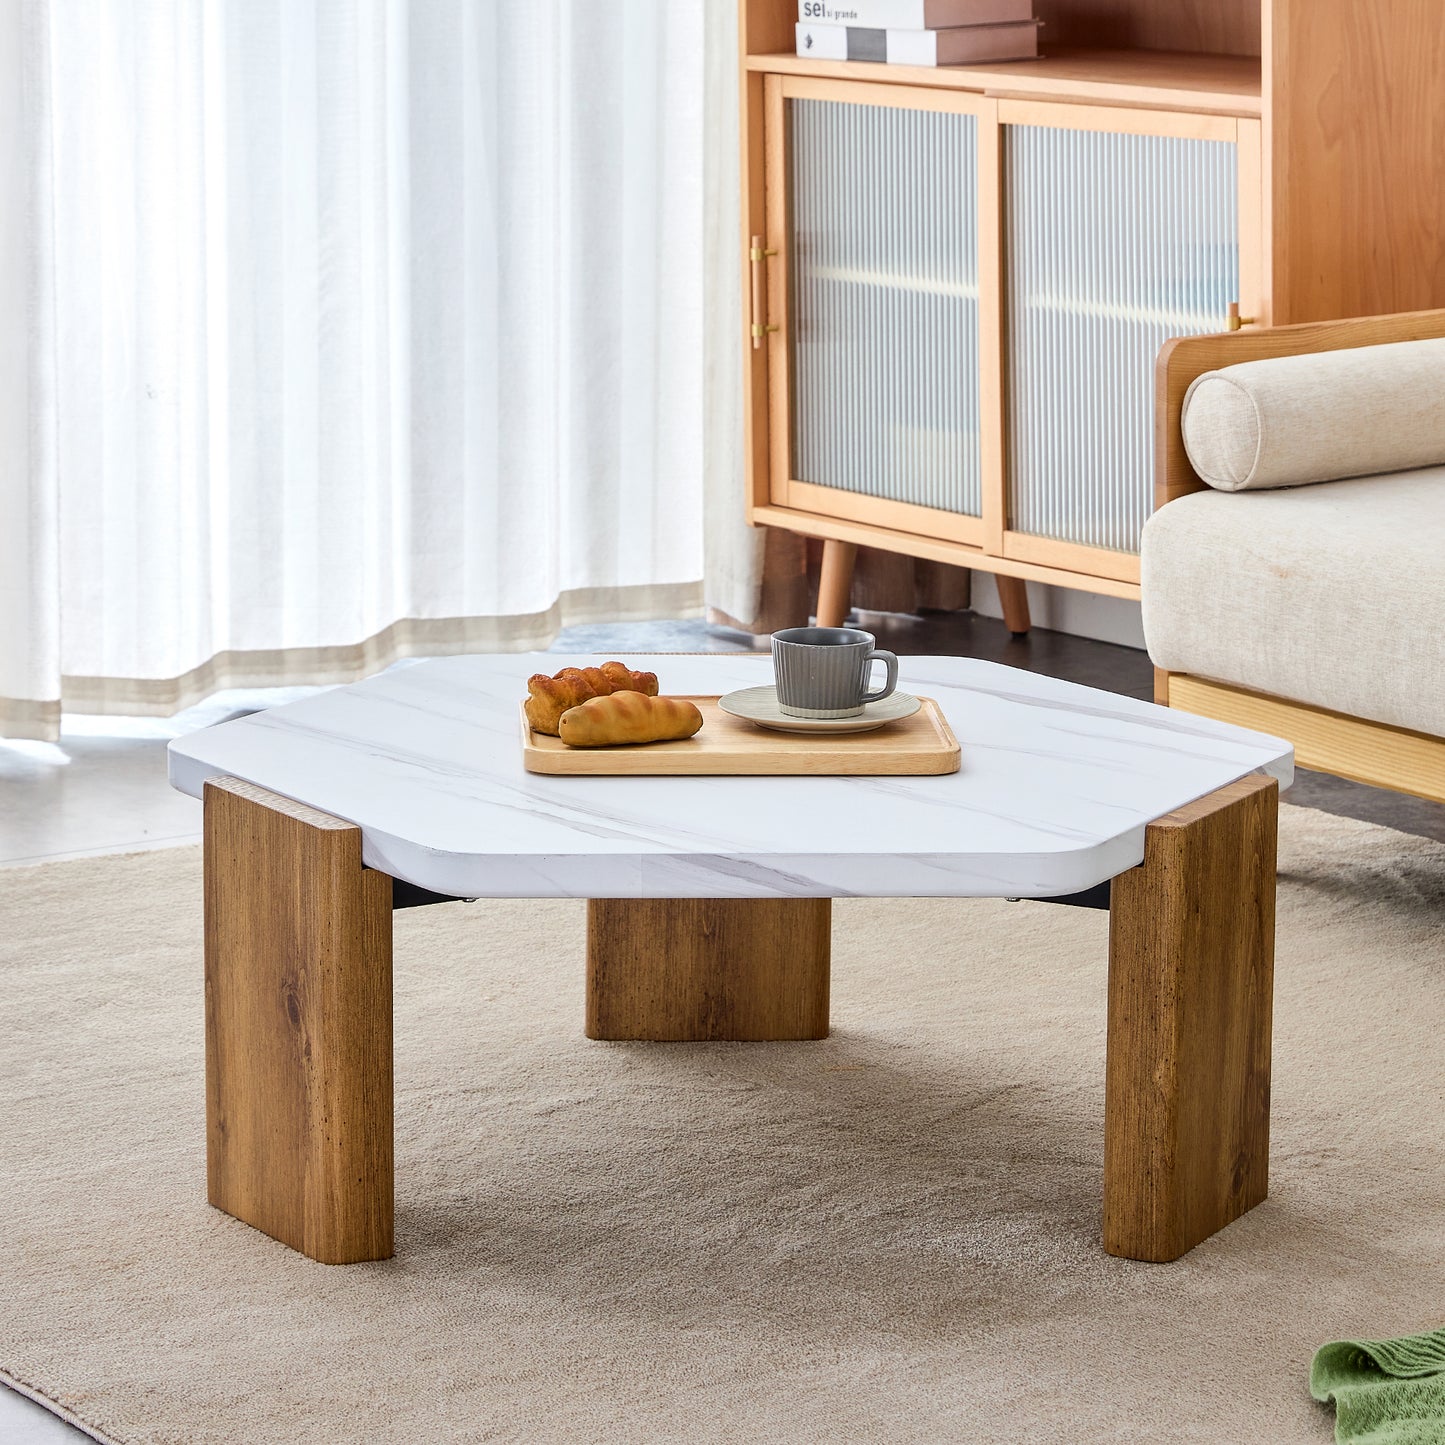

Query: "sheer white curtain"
<box><xmin>0</xmin><ymin>0</ymin><xmax>707</xmax><ymax>741</ymax></box>
<box><xmin>701</xmin><ymin>0</ymin><xmax>762</xmax><ymax>630</ymax></box>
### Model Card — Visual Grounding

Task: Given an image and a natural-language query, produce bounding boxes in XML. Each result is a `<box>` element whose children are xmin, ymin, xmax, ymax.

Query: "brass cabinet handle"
<box><xmin>1227</xmin><ymin>301</ymin><xmax>1258</xmax><ymax>332</ymax></box>
<box><xmin>750</xmin><ymin>234</ymin><xmax>778</xmax><ymax>350</ymax></box>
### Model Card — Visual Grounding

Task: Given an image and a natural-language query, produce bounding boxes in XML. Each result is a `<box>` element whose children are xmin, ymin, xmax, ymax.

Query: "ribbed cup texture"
<box><xmin>772</xmin><ymin>629</ymin><xmax>874</xmax><ymax>718</ymax></box>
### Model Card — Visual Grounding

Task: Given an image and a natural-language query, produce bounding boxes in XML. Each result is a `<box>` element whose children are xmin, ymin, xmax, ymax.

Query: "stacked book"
<box><xmin>796</xmin><ymin>0</ymin><xmax>1041</xmax><ymax>67</ymax></box>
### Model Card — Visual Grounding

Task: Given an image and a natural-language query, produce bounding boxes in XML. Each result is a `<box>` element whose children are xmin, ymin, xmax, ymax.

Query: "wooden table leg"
<box><xmin>204</xmin><ymin>777</ymin><xmax>394</xmax><ymax>1263</ymax></box>
<box><xmin>1104</xmin><ymin>774</ymin><xmax>1278</xmax><ymax>1262</ymax></box>
<box><xmin>587</xmin><ymin>898</ymin><xmax>831</xmax><ymax>1041</ymax></box>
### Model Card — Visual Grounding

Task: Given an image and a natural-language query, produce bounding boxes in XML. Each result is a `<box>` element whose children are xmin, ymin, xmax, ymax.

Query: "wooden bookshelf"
<box><xmin>744</xmin><ymin>47</ymin><xmax>1263</xmax><ymax>118</ymax></box>
<box><xmin>740</xmin><ymin>0</ymin><xmax>1445</xmax><ymax>629</ymax></box>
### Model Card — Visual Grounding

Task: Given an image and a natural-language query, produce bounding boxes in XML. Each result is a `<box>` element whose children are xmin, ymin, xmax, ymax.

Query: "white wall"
<box><xmin>971</xmin><ymin>573</ymin><xmax>1146</xmax><ymax>651</ymax></box>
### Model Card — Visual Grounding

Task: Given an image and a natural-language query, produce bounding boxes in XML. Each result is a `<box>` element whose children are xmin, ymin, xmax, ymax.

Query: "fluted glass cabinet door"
<box><xmin>1003</xmin><ymin>105</ymin><xmax>1242</xmax><ymax>562</ymax></box>
<box><xmin>767</xmin><ymin>80</ymin><xmax>992</xmax><ymax>542</ymax></box>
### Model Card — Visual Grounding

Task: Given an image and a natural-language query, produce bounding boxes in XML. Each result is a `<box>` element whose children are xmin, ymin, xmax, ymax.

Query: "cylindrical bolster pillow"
<box><xmin>1182</xmin><ymin>336</ymin><xmax>1445</xmax><ymax>491</ymax></box>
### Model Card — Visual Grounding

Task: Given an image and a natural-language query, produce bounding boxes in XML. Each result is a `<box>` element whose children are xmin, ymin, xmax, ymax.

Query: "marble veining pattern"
<box><xmin>167</xmin><ymin>655</ymin><xmax>1293</xmax><ymax>899</ymax></box>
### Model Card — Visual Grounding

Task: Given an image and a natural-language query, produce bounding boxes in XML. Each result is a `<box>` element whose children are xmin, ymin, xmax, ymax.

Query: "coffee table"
<box><xmin>168</xmin><ymin>654</ymin><xmax>1292</xmax><ymax>1267</ymax></box>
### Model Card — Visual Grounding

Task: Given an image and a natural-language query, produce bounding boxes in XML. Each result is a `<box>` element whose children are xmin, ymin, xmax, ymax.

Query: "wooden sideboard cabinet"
<box><xmin>739</xmin><ymin>0</ymin><xmax>1445</xmax><ymax>628</ymax></box>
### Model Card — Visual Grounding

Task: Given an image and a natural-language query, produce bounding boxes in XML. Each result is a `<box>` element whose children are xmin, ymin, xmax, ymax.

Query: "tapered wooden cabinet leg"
<box><xmin>996</xmin><ymin>574</ymin><xmax>1031</xmax><ymax>636</ymax></box>
<box><xmin>1104</xmin><ymin>774</ymin><xmax>1277</xmax><ymax>1262</ymax></box>
<box><xmin>587</xmin><ymin>898</ymin><xmax>831</xmax><ymax>1041</ymax></box>
<box><xmin>816</xmin><ymin>540</ymin><xmax>858</xmax><ymax>628</ymax></box>
<box><xmin>204</xmin><ymin>777</ymin><xmax>394</xmax><ymax>1264</ymax></box>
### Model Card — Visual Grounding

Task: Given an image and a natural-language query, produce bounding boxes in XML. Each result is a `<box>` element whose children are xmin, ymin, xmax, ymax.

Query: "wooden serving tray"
<box><xmin>520</xmin><ymin>696</ymin><xmax>960</xmax><ymax>776</ymax></box>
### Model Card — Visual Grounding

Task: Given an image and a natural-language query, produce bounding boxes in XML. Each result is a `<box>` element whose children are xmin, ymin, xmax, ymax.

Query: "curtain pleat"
<box><xmin>1</xmin><ymin>0</ymin><xmax>707</xmax><ymax>740</ymax></box>
<box><xmin>701</xmin><ymin>0</ymin><xmax>769</xmax><ymax>631</ymax></box>
<box><xmin>0</xmin><ymin>1</ymin><xmax>61</xmax><ymax>740</ymax></box>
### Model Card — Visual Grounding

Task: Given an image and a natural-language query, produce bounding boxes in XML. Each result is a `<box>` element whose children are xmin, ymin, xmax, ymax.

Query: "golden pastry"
<box><xmin>524</xmin><ymin>661</ymin><xmax>660</xmax><ymax>736</ymax></box>
<box><xmin>557</xmin><ymin>691</ymin><xmax>704</xmax><ymax>748</ymax></box>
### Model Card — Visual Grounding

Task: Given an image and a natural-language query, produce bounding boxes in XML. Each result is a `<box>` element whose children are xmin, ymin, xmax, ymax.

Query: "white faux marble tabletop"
<box><xmin>167</xmin><ymin>654</ymin><xmax>1293</xmax><ymax>900</ymax></box>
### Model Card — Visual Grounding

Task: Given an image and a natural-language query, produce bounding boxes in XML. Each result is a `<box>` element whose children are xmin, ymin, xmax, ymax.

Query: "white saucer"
<box><xmin>717</xmin><ymin>686</ymin><xmax>922</xmax><ymax>735</ymax></box>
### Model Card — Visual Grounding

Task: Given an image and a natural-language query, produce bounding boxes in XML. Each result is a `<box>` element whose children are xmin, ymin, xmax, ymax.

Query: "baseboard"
<box><xmin>972</xmin><ymin>575</ymin><xmax>1146</xmax><ymax>650</ymax></box>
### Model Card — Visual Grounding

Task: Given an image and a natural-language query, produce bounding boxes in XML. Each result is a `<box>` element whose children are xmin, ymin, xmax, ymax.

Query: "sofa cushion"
<box><xmin>1182</xmin><ymin>337</ymin><xmax>1445</xmax><ymax>491</ymax></box>
<box><xmin>1141</xmin><ymin>468</ymin><xmax>1445</xmax><ymax>737</ymax></box>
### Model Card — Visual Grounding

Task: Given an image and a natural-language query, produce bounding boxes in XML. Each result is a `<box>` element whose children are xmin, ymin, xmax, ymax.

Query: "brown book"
<box><xmin>887</xmin><ymin>19</ymin><xmax>1041</xmax><ymax>65</ymax></box>
<box><xmin>799</xmin><ymin>0</ymin><xmax>1033</xmax><ymax>26</ymax></box>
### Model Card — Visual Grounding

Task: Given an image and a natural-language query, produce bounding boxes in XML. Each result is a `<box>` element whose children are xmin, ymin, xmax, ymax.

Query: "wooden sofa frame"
<box><xmin>1154</xmin><ymin>308</ymin><xmax>1445</xmax><ymax>807</ymax></box>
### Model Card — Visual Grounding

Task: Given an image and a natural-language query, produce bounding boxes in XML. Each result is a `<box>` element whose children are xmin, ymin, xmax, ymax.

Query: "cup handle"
<box><xmin>861</xmin><ymin>649</ymin><xmax>899</xmax><ymax>705</ymax></box>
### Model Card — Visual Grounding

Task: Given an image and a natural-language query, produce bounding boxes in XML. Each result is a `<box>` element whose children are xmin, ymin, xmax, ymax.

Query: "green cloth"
<box><xmin>1312</xmin><ymin>1330</ymin><xmax>1445</xmax><ymax>1444</ymax></box>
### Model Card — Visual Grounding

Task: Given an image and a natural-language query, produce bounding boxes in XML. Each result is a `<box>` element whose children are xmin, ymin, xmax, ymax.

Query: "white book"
<box><xmin>795</xmin><ymin>21</ymin><xmax>883</xmax><ymax>62</ymax></box>
<box><xmin>887</xmin><ymin>21</ymin><xmax>1041</xmax><ymax>65</ymax></box>
<box><xmin>799</xmin><ymin>0</ymin><xmax>1033</xmax><ymax>29</ymax></box>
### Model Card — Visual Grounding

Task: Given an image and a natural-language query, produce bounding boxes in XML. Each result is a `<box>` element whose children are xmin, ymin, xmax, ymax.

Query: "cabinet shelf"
<box><xmin>805</xmin><ymin>266</ymin><xmax>979</xmax><ymax>301</ymax></box>
<box><xmin>744</xmin><ymin>47</ymin><xmax>1262</xmax><ymax>118</ymax></box>
<box><xmin>804</xmin><ymin>269</ymin><xmax>1228</xmax><ymax>330</ymax></box>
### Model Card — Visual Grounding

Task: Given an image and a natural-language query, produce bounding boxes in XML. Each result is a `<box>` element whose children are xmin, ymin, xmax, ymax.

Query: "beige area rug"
<box><xmin>2</xmin><ymin>805</ymin><xmax>1443</xmax><ymax>1445</ymax></box>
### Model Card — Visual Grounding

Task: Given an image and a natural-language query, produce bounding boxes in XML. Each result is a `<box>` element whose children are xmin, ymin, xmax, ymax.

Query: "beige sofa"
<box><xmin>1142</xmin><ymin>310</ymin><xmax>1445</xmax><ymax>806</ymax></box>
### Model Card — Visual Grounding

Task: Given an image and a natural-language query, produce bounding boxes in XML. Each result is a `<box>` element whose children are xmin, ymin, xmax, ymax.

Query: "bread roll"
<box><xmin>557</xmin><ymin>691</ymin><xmax>703</xmax><ymax>748</ymax></box>
<box><xmin>599</xmin><ymin>660</ymin><xmax>658</xmax><ymax>695</ymax></box>
<box><xmin>524</xmin><ymin>661</ymin><xmax>660</xmax><ymax>735</ymax></box>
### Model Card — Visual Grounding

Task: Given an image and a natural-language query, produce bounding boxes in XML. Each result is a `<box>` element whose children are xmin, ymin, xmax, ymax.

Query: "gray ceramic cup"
<box><xmin>771</xmin><ymin>627</ymin><xmax>900</xmax><ymax>719</ymax></box>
